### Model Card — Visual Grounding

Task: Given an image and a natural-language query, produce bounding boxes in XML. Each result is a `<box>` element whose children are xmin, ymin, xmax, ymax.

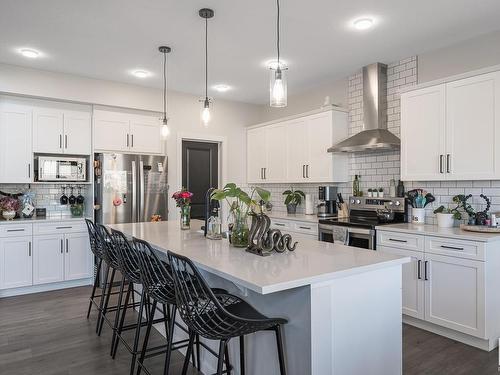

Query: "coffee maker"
<box><xmin>317</xmin><ymin>186</ymin><xmax>338</xmax><ymax>218</ymax></box>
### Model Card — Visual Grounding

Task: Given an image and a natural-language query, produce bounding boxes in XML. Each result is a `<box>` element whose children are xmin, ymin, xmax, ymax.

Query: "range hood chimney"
<box><xmin>328</xmin><ymin>63</ymin><xmax>400</xmax><ymax>153</ymax></box>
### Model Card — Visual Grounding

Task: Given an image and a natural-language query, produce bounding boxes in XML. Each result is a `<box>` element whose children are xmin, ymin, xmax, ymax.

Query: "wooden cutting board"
<box><xmin>460</xmin><ymin>224</ymin><xmax>500</xmax><ymax>233</ymax></box>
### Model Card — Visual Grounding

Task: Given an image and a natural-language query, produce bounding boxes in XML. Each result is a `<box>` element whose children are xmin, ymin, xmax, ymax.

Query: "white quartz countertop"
<box><xmin>267</xmin><ymin>212</ymin><xmax>320</xmax><ymax>223</ymax></box>
<box><xmin>376</xmin><ymin>223</ymin><xmax>500</xmax><ymax>242</ymax></box>
<box><xmin>109</xmin><ymin>220</ymin><xmax>410</xmax><ymax>295</ymax></box>
<box><xmin>0</xmin><ymin>216</ymin><xmax>87</xmax><ymax>225</ymax></box>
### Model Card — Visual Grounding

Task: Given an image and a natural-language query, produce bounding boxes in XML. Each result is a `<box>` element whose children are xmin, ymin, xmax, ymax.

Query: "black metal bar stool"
<box><xmin>167</xmin><ymin>250</ymin><xmax>288</xmax><ymax>375</ymax></box>
<box><xmin>84</xmin><ymin>219</ymin><xmax>106</xmax><ymax>321</ymax></box>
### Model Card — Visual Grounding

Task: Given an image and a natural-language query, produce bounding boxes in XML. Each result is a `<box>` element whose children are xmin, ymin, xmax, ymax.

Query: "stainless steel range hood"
<box><xmin>328</xmin><ymin>63</ymin><xmax>400</xmax><ymax>153</ymax></box>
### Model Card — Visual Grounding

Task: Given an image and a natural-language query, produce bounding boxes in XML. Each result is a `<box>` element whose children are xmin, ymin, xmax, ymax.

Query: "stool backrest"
<box><xmin>109</xmin><ymin>229</ymin><xmax>141</xmax><ymax>284</ymax></box>
<box><xmin>96</xmin><ymin>224</ymin><xmax>121</xmax><ymax>269</ymax></box>
<box><xmin>85</xmin><ymin>219</ymin><xmax>105</xmax><ymax>259</ymax></box>
<box><xmin>132</xmin><ymin>237</ymin><xmax>176</xmax><ymax>305</ymax></box>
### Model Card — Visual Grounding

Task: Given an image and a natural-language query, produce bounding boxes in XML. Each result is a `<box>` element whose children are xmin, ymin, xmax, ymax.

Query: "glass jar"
<box><xmin>180</xmin><ymin>205</ymin><xmax>191</xmax><ymax>230</ymax></box>
<box><xmin>207</xmin><ymin>209</ymin><xmax>222</xmax><ymax>240</ymax></box>
<box><xmin>230</xmin><ymin>210</ymin><xmax>249</xmax><ymax>247</ymax></box>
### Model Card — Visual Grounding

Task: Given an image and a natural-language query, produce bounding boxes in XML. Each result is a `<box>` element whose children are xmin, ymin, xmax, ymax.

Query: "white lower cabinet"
<box><xmin>270</xmin><ymin>218</ymin><xmax>318</xmax><ymax>239</ymax></box>
<box><xmin>33</xmin><ymin>234</ymin><xmax>65</xmax><ymax>285</ymax></box>
<box><xmin>0</xmin><ymin>236</ymin><xmax>32</xmax><ymax>289</ymax></box>
<box><xmin>64</xmin><ymin>232</ymin><xmax>93</xmax><ymax>281</ymax></box>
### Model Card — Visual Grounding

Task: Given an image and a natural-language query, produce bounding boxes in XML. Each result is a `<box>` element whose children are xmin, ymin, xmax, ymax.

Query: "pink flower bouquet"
<box><xmin>172</xmin><ymin>188</ymin><xmax>193</xmax><ymax>207</ymax></box>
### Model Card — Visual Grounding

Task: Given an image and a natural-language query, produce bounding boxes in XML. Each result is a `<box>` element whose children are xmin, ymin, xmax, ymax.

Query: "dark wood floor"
<box><xmin>0</xmin><ymin>286</ymin><xmax>498</xmax><ymax>375</ymax></box>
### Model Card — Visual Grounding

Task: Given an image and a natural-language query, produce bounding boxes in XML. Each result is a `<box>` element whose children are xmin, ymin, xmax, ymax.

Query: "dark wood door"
<box><xmin>182</xmin><ymin>141</ymin><xmax>219</xmax><ymax>219</ymax></box>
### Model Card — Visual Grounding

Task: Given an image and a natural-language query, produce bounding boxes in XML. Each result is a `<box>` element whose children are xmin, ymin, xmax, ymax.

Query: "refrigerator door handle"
<box><xmin>132</xmin><ymin>160</ymin><xmax>137</xmax><ymax>222</ymax></box>
<box><xmin>139</xmin><ymin>160</ymin><xmax>145</xmax><ymax>222</ymax></box>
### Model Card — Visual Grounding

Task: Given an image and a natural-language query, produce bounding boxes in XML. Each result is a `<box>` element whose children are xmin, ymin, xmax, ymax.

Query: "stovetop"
<box><xmin>319</xmin><ymin>216</ymin><xmax>404</xmax><ymax>229</ymax></box>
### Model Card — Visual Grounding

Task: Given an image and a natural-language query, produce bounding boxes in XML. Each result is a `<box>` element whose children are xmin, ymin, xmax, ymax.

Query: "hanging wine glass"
<box><xmin>60</xmin><ymin>185</ymin><xmax>68</xmax><ymax>205</ymax></box>
<box><xmin>68</xmin><ymin>186</ymin><xmax>76</xmax><ymax>205</ymax></box>
<box><xmin>76</xmin><ymin>186</ymin><xmax>85</xmax><ymax>205</ymax></box>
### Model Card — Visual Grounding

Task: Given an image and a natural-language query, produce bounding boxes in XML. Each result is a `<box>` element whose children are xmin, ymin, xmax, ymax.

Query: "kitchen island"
<box><xmin>109</xmin><ymin>220</ymin><xmax>410</xmax><ymax>375</ymax></box>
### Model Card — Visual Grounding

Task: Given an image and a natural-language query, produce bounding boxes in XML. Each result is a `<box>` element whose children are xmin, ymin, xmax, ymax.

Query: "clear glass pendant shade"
<box><xmin>270</xmin><ymin>67</ymin><xmax>287</xmax><ymax>107</ymax></box>
<box><xmin>160</xmin><ymin>117</ymin><xmax>170</xmax><ymax>138</ymax></box>
<box><xmin>201</xmin><ymin>98</ymin><xmax>211</xmax><ymax>127</ymax></box>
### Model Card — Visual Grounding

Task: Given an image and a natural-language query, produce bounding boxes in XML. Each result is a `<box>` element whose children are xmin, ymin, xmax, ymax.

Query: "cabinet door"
<box><xmin>378</xmin><ymin>246</ymin><xmax>425</xmax><ymax>319</ymax></box>
<box><xmin>446</xmin><ymin>72</ymin><xmax>500</xmax><ymax>180</ymax></box>
<box><xmin>307</xmin><ymin>112</ymin><xmax>333</xmax><ymax>182</ymax></box>
<box><xmin>129</xmin><ymin>115</ymin><xmax>162</xmax><ymax>154</ymax></box>
<box><xmin>33</xmin><ymin>108</ymin><xmax>64</xmax><ymax>153</ymax></box>
<box><xmin>400</xmin><ymin>85</ymin><xmax>446</xmax><ymax>181</ymax></box>
<box><xmin>33</xmin><ymin>234</ymin><xmax>64</xmax><ymax>285</ymax></box>
<box><xmin>247</xmin><ymin>127</ymin><xmax>266</xmax><ymax>183</ymax></box>
<box><xmin>63</xmin><ymin>111</ymin><xmax>91</xmax><ymax>155</ymax></box>
<box><xmin>265</xmin><ymin>124</ymin><xmax>286</xmax><ymax>182</ymax></box>
<box><xmin>94</xmin><ymin>116</ymin><xmax>130</xmax><ymax>152</ymax></box>
<box><xmin>286</xmin><ymin>119</ymin><xmax>308</xmax><ymax>182</ymax></box>
<box><xmin>0</xmin><ymin>103</ymin><xmax>32</xmax><ymax>183</ymax></box>
<box><xmin>424</xmin><ymin>253</ymin><xmax>485</xmax><ymax>338</ymax></box>
<box><xmin>0</xmin><ymin>237</ymin><xmax>32</xmax><ymax>289</ymax></box>
<box><xmin>64</xmin><ymin>233</ymin><xmax>93</xmax><ymax>281</ymax></box>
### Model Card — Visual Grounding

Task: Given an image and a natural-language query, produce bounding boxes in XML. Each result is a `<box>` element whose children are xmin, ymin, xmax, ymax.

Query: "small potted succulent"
<box><xmin>367</xmin><ymin>188</ymin><xmax>373</xmax><ymax>197</ymax></box>
<box><xmin>282</xmin><ymin>188</ymin><xmax>305</xmax><ymax>214</ymax></box>
<box><xmin>372</xmin><ymin>188</ymin><xmax>379</xmax><ymax>198</ymax></box>
<box><xmin>0</xmin><ymin>196</ymin><xmax>20</xmax><ymax>220</ymax></box>
<box><xmin>378</xmin><ymin>188</ymin><xmax>384</xmax><ymax>198</ymax></box>
<box><xmin>433</xmin><ymin>205</ymin><xmax>462</xmax><ymax>228</ymax></box>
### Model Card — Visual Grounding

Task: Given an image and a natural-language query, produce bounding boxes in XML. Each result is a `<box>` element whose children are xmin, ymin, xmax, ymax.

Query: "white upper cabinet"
<box><xmin>445</xmin><ymin>72</ymin><xmax>500</xmax><ymax>180</ymax></box>
<box><xmin>94</xmin><ymin>109</ymin><xmax>164</xmax><ymax>154</ymax></box>
<box><xmin>33</xmin><ymin>108</ymin><xmax>91</xmax><ymax>155</ymax></box>
<box><xmin>401</xmin><ymin>85</ymin><xmax>446</xmax><ymax>181</ymax></box>
<box><xmin>248</xmin><ymin>109</ymin><xmax>349</xmax><ymax>184</ymax></box>
<box><xmin>401</xmin><ymin>70</ymin><xmax>500</xmax><ymax>181</ymax></box>
<box><xmin>0</xmin><ymin>102</ymin><xmax>32</xmax><ymax>183</ymax></box>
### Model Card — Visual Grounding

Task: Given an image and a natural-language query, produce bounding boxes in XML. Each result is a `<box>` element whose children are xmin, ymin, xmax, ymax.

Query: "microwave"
<box><xmin>37</xmin><ymin>156</ymin><xmax>87</xmax><ymax>182</ymax></box>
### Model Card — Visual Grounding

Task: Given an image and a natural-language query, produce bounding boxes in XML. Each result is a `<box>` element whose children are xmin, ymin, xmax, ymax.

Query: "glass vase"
<box><xmin>180</xmin><ymin>205</ymin><xmax>191</xmax><ymax>230</ymax></box>
<box><xmin>230</xmin><ymin>211</ymin><xmax>249</xmax><ymax>247</ymax></box>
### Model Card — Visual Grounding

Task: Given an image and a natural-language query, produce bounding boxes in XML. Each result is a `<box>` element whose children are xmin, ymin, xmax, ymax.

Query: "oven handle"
<box><xmin>346</xmin><ymin>227</ymin><xmax>374</xmax><ymax>236</ymax></box>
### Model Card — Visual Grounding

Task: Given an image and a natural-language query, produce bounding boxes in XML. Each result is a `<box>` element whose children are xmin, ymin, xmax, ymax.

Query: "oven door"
<box><xmin>346</xmin><ymin>227</ymin><xmax>375</xmax><ymax>250</ymax></box>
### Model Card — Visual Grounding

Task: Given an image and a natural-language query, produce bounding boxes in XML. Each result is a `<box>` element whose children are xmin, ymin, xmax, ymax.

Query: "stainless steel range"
<box><xmin>318</xmin><ymin>196</ymin><xmax>406</xmax><ymax>250</ymax></box>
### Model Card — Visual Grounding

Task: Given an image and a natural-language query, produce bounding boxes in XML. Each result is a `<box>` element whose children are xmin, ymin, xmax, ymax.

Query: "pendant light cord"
<box><xmin>163</xmin><ymin>51</ymin><xmax>167</xmax><ymax>120</ymax></box>
<box><xmin>276</xmin><ymin>0</ymin><xmax>280</xmax><ymax>64</ymax></box>
<box><xmin>205</xmin><ymin>17</ymin><xmax>208</xmax><ymax>100</ymax></box>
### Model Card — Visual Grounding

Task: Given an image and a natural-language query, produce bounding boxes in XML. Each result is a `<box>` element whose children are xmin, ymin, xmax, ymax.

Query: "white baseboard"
<box><xmin>0</xmin><ymin>278</ymin><xmax>93</xmax><ymax>298</ymax></box>
<box><xmin>403</xmin><ymin>315</ymin><xmax>497</xmax><ymax>352</ymax></box>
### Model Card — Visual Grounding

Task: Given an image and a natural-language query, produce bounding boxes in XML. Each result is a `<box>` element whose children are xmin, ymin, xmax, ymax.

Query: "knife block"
<box><xmin>337</xmin><ymin>203</ymin><xmax>348</xmax><ymax>218</ymax></box>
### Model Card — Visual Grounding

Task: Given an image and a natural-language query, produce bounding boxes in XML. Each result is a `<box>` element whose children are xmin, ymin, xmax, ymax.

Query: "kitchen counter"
<box><xmin>110</xmin><ymin>220</ymin><xmax>409</xmax><ymax>375</ymax></box>
<box><xmin>266</xmin><ymin>212</ymin><xmax>320</xmax><ymax>223</ymax></box>
<box><xmin>376</xmin><ymin>223</ymin><xmax>500</xmax><ymax>242</ymax></box>
<box><xmin>0</xmin><ymin>216</ymin><xmax>88</xmax><ymax>225</ymax></box>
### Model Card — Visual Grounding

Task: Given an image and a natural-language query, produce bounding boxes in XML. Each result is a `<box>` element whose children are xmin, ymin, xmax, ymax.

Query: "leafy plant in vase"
<box><xmin>282</xmin><ymin>188</ymin><xmax>305</xmax><ymax>214</ymax></box>
<box><xmin>211</xmin><ymin>183</ymin><xmax>270</xmax><ymax>247</ymax></box>
<box><xmin>172</xmin><ymin>188</ymin><xmax>193</xmax><ymax>230</ymax></box>
<box><xmin>433</xmin><ymin>201</ymin><xmax>462</xmax><ymax>228</ymax></box>
<box><xmin>0</xmin><ymin>196</ymin><xmax>19</xmax><ymax>220</ymax></box>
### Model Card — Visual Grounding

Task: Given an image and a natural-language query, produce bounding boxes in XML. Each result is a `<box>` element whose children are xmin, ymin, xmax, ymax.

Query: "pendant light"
<box><xmin>159</xmin><ymin>46</ymin><xmax>171</xmax><ymax>138</ymax></box>
<box><xmin>199</xmin><ymin>8</ymin><xmax>214</xmax><ymax>127</ymax></box>
<box><xmin>270</xmin><ymin>0</ymin><xmax>287</xmax><ymax>107</ymax></box>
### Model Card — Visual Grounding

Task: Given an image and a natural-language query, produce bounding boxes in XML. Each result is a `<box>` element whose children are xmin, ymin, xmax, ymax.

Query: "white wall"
<box><xmin>418</xmin><ymin>29</ymin><xmax>500</xmax><ymax>84</ymax></box>
<box><xmin>0</xmin><ymin>63</ymin><xmax>262</xmax><ymax>219</ymax></box>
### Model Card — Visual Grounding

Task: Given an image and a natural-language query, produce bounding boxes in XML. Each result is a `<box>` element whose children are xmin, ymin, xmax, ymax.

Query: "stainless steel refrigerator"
<box><xmin>94</xmin><ymin>153</ymin><xmax>169</xmax><ymax>225</ymax></box>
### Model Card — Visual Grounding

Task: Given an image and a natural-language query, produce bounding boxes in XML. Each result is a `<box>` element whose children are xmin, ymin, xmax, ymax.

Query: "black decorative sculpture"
<box><xmin>247</xmin><ymin>213</ymin><xmax>298</xmax><ymax>256</ymax></box>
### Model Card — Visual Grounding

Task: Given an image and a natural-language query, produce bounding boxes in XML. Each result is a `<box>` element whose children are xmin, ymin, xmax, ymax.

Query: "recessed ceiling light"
<box><xmin>213</xmin><ymin>84</ymin><xmax>231</xmax><ymax>92</ymax></box>
<box><xmin>353</xmin><ymin>17</ymin><xmax>374</xmax><ymax>30</ymax></box>
<box><xmin>265</xmin><ymin>59</ymin><xmax>288</xmax><ymax>70</ymax></box>
<box><xmin>19</xmin><ymin>48</ymin><xmax>40</xmax><ymax>58</ymax></box>
<box><xmin>132</xmin><ymin>70</ymin><xmax>150</xmax><ymax>78</ymax></box>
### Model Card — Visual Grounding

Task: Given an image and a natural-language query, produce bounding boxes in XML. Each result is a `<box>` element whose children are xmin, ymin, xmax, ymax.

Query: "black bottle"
<box><xmin>397</xmin><ymin>180</ymin><xmax>405</xmax><ymax>198</ymax></box>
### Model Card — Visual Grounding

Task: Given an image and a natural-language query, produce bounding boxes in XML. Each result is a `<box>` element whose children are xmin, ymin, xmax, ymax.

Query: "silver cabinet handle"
<box><xmin>417</xmin><ymin>260</ymin><xmax>422</xmax><ymax>280</ymax></box>
<box><xmin>439</xmin><ymin>155</ymin><xmax>444</xmax><ymax>173</ymax></box>
<box><xmin>302</xmin><ymin>165</ymin><xmax>305</xmax><ymax>178</ymax></box>
<box><xmin>60</xmin><ymin>239</ymin><xmax>63</xmax><ymax>254</ymax></box>
<box><xmin>446</xmin><ymin>154</ymin><xmax>451</xmax><ymax>173</ymax></box>
<box><xmin>66</xmin><ymin>238</ymin><xmax>69</xmax><ymax>253</ymax></box>
<box><xmin>28</xmin><ymin>241</ymin><xmax>31</xmax><ymax>257</ymax></box>
<box><xmin>299</xmin><ymin>226</ymin><xmax>311</xmax><ymax>230</ymax></box>
<box><xmin>440</xmin><ymin>245</ymin><xmax>464</xmax><ymax>251</ymax></box>
<box><xmin>306</xmin><ymin>165</ymin><xmax>309</xmax><ymax>178</ymax></box>
<box><xmin>131</xmin><ymin>134</ymin><xmax>134</xmax><ymax>148</ymax></box>
<box><xmin>264</xmin><ymin>167</ymin><xmax>266</xmax><ymax>179</ymax></box>
<box><xmin>59</xmin><ymin>134</ymin><xmax>62</xmax><ymax>149</ymax></box>
<box><xmin>28</xmin><ymin>163</ymin><xmax>31</xmax><ymax>179</ymax></box>
<box><xmin>56</xmin><ymin>226</ymin><xmax>72</xmax><ymax>229</ymax></box>
<box><xmin>424</xmin><ymin>261</ymin><xmax>429</xmax><ymax>281</ymax></box>
<box><xmin>127</xmin><ymin>134</ymin><xmax>130</xmax><ymax>147</ymax></box>
<box><xmin>389</xmin><ymin>238</ymin><xmax>407</xmax><ymax>243</ymax></box>
<box><xmin>65</xmin><ymin>135</ymin><xmax>68</xmax><ymax>149</ymax></box>
<box><xmin>7</xmin><ymin>228</ymin><xmax>25</xmax><ymax>232</ymax></box>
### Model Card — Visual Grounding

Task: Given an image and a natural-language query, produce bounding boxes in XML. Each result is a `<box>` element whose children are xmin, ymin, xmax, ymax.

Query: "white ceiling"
<box><xmin>1</xmin><ymin>0</ymin><xmax>500</xmax><ymax>104</ymax></box>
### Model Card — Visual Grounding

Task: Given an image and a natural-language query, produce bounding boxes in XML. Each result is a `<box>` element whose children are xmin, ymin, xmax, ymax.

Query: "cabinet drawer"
<box><xmin>33</xmin><ymin>220</ymin><xmax>87</xmax><ymax>235</ymax></box>
<box><xmin>425</xmin><ymin>237</ymin><xmax>484</xmax><ymax>261</ymax></box>
<box><xmin>291</xmin><ymin>221</ymin><xmax>318</xmax><ymax>235</ymax></box>
<box><xmin>270</xmin><ymin>219</ymin><xmax>290</xmax><ymax>230</ymax></box>
<box><xmin>0</xmin><ymin>223</ymin><xmax>33</xmax><ymax>237</ymax></box>
<box><xmin>377</xmin><ymin>231</ymin><xmax>424</xmax><ymax>252</ymax></box>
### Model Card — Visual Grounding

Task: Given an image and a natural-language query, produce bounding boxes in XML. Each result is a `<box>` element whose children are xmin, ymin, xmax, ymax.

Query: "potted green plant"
<box><xmin>367</xmin><ymin>188</ymin><xmax>373</xmax><ymax>197</ymax></box>
<box><xmin>372</xmin><ymin>188</ymin><xmax>378</xmax><ymax>198</ymax></box>
<box><xmin>282</xmin><ymin>188</ymin><xmax>306</xmax><ymax>214</ymax></box>
<box><xmin>378</xmin><ymin>187</ymin><xmax>384</xmax><ymax>198</ymax></box>
<box><xmin>211</xmin><ymin>183</ymin><xmax>270</xmax><ymax>247</ymax></box>
<box><xmin>433</xmin><ymin>205</ymin><xmax>462</xmax><ymax>228</ymax></box>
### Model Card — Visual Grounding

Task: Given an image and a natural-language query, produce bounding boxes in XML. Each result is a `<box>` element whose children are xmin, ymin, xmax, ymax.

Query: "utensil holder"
<box><xmin>337</xmin><ymin>203</ymin><xmax>348</xmax><ymax>218</ymax></box>
<box><xmin>412</xmin><ymin>208</ymin><xmax>425</xmax><ymax>225</ymax></box>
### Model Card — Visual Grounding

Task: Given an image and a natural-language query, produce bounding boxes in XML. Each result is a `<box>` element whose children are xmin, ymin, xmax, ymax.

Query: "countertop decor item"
<box><xmin>378</xmin><ymin>188</ymin><xmax>384</xmax><ymax>198</ymax></box>
<box><xmin>20</xmin><ymin>190</ymin><xmax>35</xmax><ymax>218</ymax></box>
<box><xmin>460</xmin><ymin>224</ymin><xmax>500</xmax><ymax>233</ymax></box>
<box><xmin>247</xmin><ymin>213</ymin><xmax>297</xmax><ymax>256</ymax></box>
<box><xmin>406</xmin><ymin>189</ymin><xmax>434</xmax><ymax>208</ymax></box>
<box><xmin>282</xmin><ymin>187</ymin><xmax>305</xmax><ymax>214</ymax></box>
<box><xmin>199</xmin><ymin>8</ymin><xmax>214</xmax><ymax>126</ymax></box>
<box><xmin>0</xmin><ymin>196</ymin><xmax>20</xmax><ymax>220</ymax></box>
<box><xmin>397</xmin><ymin>180</ymin><xmax>405</xmax><ymax>197</ymax></box>
<box><xmin>353</xmin><ymin>174</ymin><xmax>361</xmax><ymax>196</ymax></box>
<box><xmin>172</xmin><ymin>187</ymin><xmax>193</xmax><ymax>230</ymax></box>
<box><xmin>211</xmin><ymin>183</ymin><xmax>270</xmax><ymax>247</ymax></box>
<box><xmin>453</xmin><ymin>194</ymin><xmax>492</xmax><ymax>225</ymax></box>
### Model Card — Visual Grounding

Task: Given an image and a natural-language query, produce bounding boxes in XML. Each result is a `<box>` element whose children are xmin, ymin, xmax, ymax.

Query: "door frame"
<box><xmin>176</xmin><ymin>132</ymin><xmax>227</xmax><ymax>218</ymax></box>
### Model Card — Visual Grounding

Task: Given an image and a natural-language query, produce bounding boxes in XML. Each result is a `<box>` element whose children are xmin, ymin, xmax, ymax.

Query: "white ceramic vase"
<box><xmin>437</xmin><ymin>213</ymin><xmax>455</xmax><ymax>228</ymax></box>
<box><xmin>412</xmin><ymin>208</ymin><xmax>425</xmax><ymax>225</ymax></box>
<box><xmin>2</xmin><ymin>210</ymin><xmax>15</xmax><ymax>220</ymax></box>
